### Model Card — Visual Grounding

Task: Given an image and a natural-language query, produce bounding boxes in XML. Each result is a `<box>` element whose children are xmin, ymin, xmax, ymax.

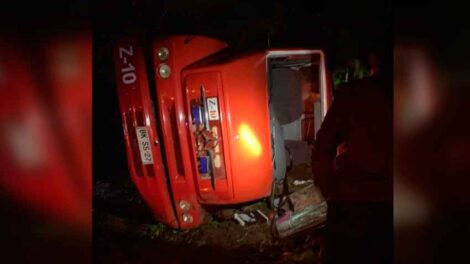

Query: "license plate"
<box><xmin>135</xmin><ymin>126</ymin><xmax>154</xmax><ymax>165</ymax></box>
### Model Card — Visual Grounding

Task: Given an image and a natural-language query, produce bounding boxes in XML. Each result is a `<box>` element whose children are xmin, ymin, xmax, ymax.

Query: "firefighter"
<box><xmin>312</xmin><ymin>51</ymin><xmax>392</xmax><ymax>263</ymax></box>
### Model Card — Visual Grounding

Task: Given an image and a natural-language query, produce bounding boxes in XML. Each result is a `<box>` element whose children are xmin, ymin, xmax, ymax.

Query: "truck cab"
<box><xmin>113</xmin><ymin>35</ymin><xmax>332</xmax><ymax>229</ymax></box>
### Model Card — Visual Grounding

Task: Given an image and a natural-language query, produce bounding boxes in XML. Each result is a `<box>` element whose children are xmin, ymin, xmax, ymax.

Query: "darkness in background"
<box><xmin>395</xmin><ymin>2</ymin><xmax>470</xmax><ymax>263</ymax></box>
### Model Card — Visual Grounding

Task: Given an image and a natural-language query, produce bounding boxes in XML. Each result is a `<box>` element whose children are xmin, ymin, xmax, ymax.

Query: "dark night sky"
<box><xmin>94</xmin><ymin>0</ymin><xmax>392</xmax><ymax>61</ymax></box>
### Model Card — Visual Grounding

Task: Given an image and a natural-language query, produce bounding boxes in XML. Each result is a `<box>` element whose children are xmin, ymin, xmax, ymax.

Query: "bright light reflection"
<box><xmin>238</xmin><ymin>123</ymin><xmax>262</xmax><ymax>157</ymax></box>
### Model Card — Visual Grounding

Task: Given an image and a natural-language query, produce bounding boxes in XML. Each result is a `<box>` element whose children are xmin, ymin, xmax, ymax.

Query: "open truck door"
<box><xmin>113</xmin><ymin>35</ymin><xmax>332</xmax><ymax>229</ymax></box>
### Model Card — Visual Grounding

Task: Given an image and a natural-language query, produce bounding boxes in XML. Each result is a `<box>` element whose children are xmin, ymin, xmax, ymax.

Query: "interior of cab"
<box><xmin>267</xmin><ymin>53</ymin><xmax>323</xmax><ymax>182</ymax></box>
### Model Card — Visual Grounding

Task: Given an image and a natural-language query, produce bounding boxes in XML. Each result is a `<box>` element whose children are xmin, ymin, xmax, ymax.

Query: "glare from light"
<box><xmin>238</xmin><ymin>123</ymin><xmax>262</xmax><ymax>157</ymax></box>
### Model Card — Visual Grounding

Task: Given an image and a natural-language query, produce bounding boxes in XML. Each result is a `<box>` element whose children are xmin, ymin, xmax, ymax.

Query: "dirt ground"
<box><xmin>93</xmin><ymin>164</ymin><xmax>324</xmax><ymax>264</ymax></box>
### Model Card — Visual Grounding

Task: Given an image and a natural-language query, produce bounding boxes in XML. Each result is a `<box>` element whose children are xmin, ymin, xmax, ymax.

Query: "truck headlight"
<box><xmin>157</xmin><ymin>47</ymin><xmax>170</xmax><ymax>61</ymax></box>
<box><xmin>158</xmin><ymin>63</ymin><xmax>171</xmax><ymax>79</ymax></box>
<box><xmin>182</xmin><ymin>213</ymin><xmax>193</xmax><ymax>223</ymax></box>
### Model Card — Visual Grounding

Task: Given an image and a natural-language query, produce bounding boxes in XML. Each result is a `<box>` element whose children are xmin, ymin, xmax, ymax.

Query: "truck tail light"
<box><xmin>156</xmin><ymin>47</ymin><xmax>170</xmax><ymax>61</ymax></box>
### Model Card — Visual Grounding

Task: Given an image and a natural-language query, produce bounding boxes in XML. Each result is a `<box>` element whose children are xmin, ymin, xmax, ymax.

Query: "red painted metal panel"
<box><xmin>113</xmin><ymin>37</ymin><xmax>178</xmax><ymax>228</ymax></box>
<box><xmin>183</xmin><ymin>52</ymin><xmax>273</xmax><ymax>204</ymax></box>
<box><xmin>152</xmin><ymin>36</ymin><xmax>228</xmax><ymax>228</ymax></box>
<box><xmin>220</xmin><ymin>53</ymin><xmax>273</xmax><ymax>202</ymax></box>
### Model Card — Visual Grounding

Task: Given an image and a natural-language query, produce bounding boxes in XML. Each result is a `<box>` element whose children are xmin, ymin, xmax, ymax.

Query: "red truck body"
<box><xmin>114</xmin><ymin>35</ymin><xmax>332</xmax><ymax>229</ymax></box>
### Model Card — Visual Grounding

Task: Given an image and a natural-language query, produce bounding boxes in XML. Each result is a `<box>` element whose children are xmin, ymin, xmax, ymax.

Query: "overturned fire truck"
<box><xmin>113</xmin><ymin>35</ymin><xmax>332</xmax><ymax>234</ymax></box>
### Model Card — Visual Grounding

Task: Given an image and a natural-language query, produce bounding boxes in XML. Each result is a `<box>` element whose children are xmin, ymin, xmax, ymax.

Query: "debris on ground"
<box><xmin>93</xmin><ymin>163</ymin><xmax>325</xmax><ymax>263</ymax></box>
<box><xmin>232</xmin><ymin>208</ymin><xmax>271</xmax><ymax>226</ymax></box>
<box><xmin>293</xmin><ymin>179</ymin><xmax>314</xmax><ymax>186</ymax></box>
